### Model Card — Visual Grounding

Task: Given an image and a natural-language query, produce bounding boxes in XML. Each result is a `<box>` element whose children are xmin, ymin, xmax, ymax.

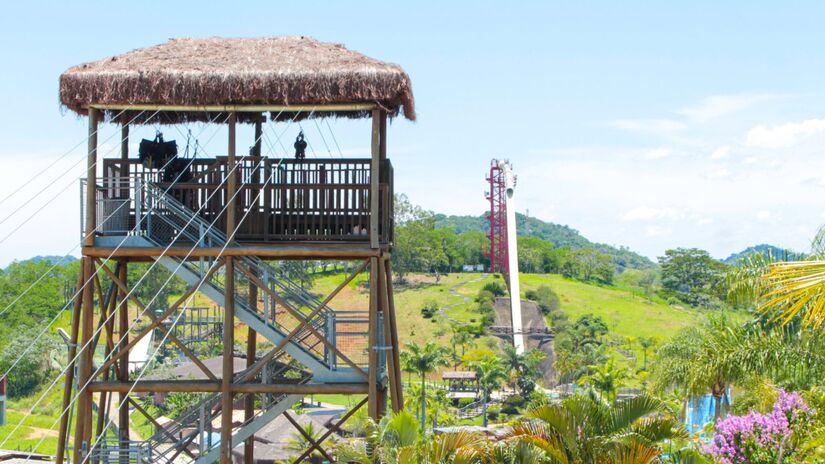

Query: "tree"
<box><xmin>391</xmin><ymin>195</ymin><xmax>448</xmax><ymax>282</ymax></box>
<box><xmin>469</xmin><ymin>355</ymin><xmax>507</xmax><ymax>427</ymax></box>
<box><xmin>658</xmin><ymin>248</ymin><xmax>727</xmax><ymax>307</ymax></box>
<box><xmin>638</xmin><ymin>337</ymin><xmax>656</xmax><ymax>371</ymax></box>
<box><xmin>586</xmin><ymin>358</ymin><xmax>627</xmax><ymax>403</ymax></box>
<box><xmin>0</xmin><ymin>328</ymin><xmax>61</xmax><ymax>398</ymax></box>
<box><xmin>504</xmin><ymin>393</ymin><xmax>685</xmax><ymax>463</ymax></box>
<box><xmin>449</xmin><ymin>326</ymin><xmax>475</xmax><ymax>368</ymax></box>
<box><xmin>399</xmin><ymin>341</ymin><xmax>451</xmax><ymax>433</ymax></box>
<box><xmin>501</xmin><ymin>345</ymin><xmax>545</xmax><ymax>395</ymax></box>
<box><xmin>286</xmin><ymin>420</ymin><xmax>325</xmax><ymax>463</ymax></box>
<box><xmin>652</xmin><ymin>317</ymin><xmax>750</xmax><ymax>422</ymax></box>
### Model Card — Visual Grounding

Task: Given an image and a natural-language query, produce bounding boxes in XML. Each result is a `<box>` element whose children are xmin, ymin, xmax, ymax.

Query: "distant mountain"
<box><xmin>723</xmin><ymin>244</ymin><xmax>805</xmax><ymax>264</ymax></box>
<box><xmin>434</xmin><ymin>213</ymin><xmax>655</xmax><ymax>271</ymax></box>
<box><xmin>22</xmin><ymin>255</ymin><xmax>78</xmax><ymax>266</ymax></box>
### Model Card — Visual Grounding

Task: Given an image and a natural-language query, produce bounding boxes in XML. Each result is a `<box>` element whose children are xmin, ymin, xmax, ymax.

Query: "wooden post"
<box><xmin>85</xmin><ymin>108</ymin><xmax>99</xmax><ymax>247</ymax></box>
<box><xmin>384</xmin><ymin>259</ymin><xmax>403</xmax><ymax>411</ymax></box>
<box><xmin>56</xmin><ymin>271</ymin><xmax>84</xmax><ymax>464</ymax></box>
<box><xmin>367</xmin><ymin>257</ymin><xmax>380</xmax><ymax>419</ymax></box>
<box><xmin>369</xmin><ymin>110</ymin><xmax>381</xmax><ymax>248</ymax></box>
<box><xmin>221</xmin><ymin>112</ymin><xmax>237</xmax><ymax>464</ymax></box>
<box><xmin>253</xmin><ymin>115</ymin><xmax>263</xmax><ymax>157</ymax></box>
<box><xmin>73</xmin><ymin>258</ymin><xmax>95</xmax><ymax>464</ymax></box>
<box><xmin>244</xmin><ymin>273</ymin><xmax>257</xmax><ymax>464</ymax></box>
<box><xmin>117</xmin><ymin>260</ymin><xmax>130</xmax><ymax>462</ymax></box>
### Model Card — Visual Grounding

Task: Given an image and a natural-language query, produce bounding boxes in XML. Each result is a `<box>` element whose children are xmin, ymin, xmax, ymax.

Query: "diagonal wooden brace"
<box><xmin>94</xmin><ymin>259</ymin><xmax>225</xmax><ymax>377</ymax></box>
<box><xmin>236</xmin><ymin>259</ymin><xmax>370</xmax><ymax>383</ymax></box>
<box><xmin>95</xmin><ymin>259</ymin><xmax>218</xmax><ymax>381</ymax></box>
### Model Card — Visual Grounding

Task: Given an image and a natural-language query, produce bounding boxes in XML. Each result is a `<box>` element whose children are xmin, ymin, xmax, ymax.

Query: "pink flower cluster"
<box><xmin>704</xmin><ymin>390</ymin><xmax>813</xmax><ymax>464</ymax></box>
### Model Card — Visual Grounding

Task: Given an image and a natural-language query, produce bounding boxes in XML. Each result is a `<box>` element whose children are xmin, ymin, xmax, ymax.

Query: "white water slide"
<box><xmin>500</xmin><ymin>161</ymin><xmax>525</xmax><ymax>354</ymax></box>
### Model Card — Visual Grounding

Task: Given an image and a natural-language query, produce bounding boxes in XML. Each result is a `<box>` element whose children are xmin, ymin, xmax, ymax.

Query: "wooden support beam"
<box><xmin>73</xmin><ymin>258</ymin><xmax>95</xmax><ymax>464</ymax></box>
<box><xmin>221</xmin><ymin>112</ymin><xmax>237</xmax><ymax>464</ymax></box>
<box><xmin>88</xmin><ymin>103</ymin><xmax>377</xmax><ymax>113</ymax></box>
<box><xmin>244</xmin><ymin>269</ymin><xmax>257</xmax><ymax>464</ymax></box>
<box><xmin>284</xmin><ymin>412</ymin><xmax>334</xmax><ymax>463</ymax></box>
<box><xmin>379</xmin><ymin>258</ymin><xmax>399</xmax><ymax>413</ymax></box>
<box><xmin>253</xmin><ymin>115</ymin><xmax>263</xmax><ymax>157</ymax></box>
<box><xmin>95</xmin><ymin>260</ymin><xmax>217</xmax><ymax>381</ymax></box>
<box><xmin>82</xmin><ymin>245</ymin><xmax>383</xmax><ymax>259</ymax></box>
<box><xmin>370</xmin><ymin>110</ymin><xmax>381</xmax><ymax>248</ymax></box>
<box><xmin>367</xmin><ymin>257</ymin><xmax>380</xmax><ymax>419</ymax></box>
<box><xmin>384</xmin><ymin>258</ymin><xmax>404</xmax><ymax>411</ymax></box>
<box><xmin>89</xmin><ymin>381</ymin><xmax>369</xmax><ymax>394</ymax></box>
<box><xmin>116</xmin><ymin>260</ymin><xmax>130</xmax><ymax>462</ymax></box>
<box><xmin>84</xmin><ymin>108</ymin><xmax>98</xmax><ymax>247</ymax></box>
<box><xmin>56</xmin><ymin>271</ymin><xmax>84</xmax><ymax>464</ymax></box>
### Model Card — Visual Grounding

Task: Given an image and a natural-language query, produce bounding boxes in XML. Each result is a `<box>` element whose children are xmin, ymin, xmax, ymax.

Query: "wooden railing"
<box><xmin>101</xmin><ymin>157</ymin><xmax>394</xmax><ymax>244</ymax></box>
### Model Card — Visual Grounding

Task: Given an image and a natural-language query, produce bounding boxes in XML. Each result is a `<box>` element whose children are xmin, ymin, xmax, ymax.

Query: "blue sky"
<box><xmin>1</xmin><ymin>1</ymin><xmax>825</xmax><ymax>264</ymax></box>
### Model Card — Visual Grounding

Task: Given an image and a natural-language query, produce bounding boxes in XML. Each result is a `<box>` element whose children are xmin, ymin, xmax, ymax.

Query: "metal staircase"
<box><xmin>142</xmin><ymin>358</ymin><xmax>310</xmax><ymax>464</ymax></box>
<box><xmin>137</xmin><ymin>181</ymin><xmax>362</xmax><ymax>382</ymax></box>
<box><xmin>90</xmin><ymin>182</ymin><xmax>368</xmax><ymax>463</ymax></box>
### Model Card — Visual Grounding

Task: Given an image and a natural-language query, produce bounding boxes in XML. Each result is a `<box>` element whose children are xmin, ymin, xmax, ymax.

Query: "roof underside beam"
<box><xmin>86</xmin><ymin>103</ymin><xmax>377</xmax><ymax>113</ymax></box>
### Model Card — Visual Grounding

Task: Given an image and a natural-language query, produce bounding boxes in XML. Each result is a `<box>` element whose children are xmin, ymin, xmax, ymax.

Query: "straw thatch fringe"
<box><xmin>59</xmin><ymin>37</ymin><xmax>415</xmax><ymax>124</ymax></box>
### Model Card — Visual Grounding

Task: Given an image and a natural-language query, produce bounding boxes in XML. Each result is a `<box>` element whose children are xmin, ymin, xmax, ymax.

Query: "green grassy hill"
<box><xmin>314</xmin><ymin>271</ymin><xmax>706</xmax><ymax>376</ymax></box>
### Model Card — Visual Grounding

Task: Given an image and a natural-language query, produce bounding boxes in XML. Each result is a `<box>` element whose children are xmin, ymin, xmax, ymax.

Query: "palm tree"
<box><xmin>449</xmin><ymin>327</ymin><xmax>475</xmax><ymax>368</ymax></box>
<box><xmin>335</xmin><ymin>410</ymin><xmax>485</xmax><ymax>464</ymax></box>
<box><xmin>400</xmin><ymin>341</ymin><xmax>451</xmax><ymax>433</ymax></box>
<box><xmin>586</xmin><ymin>357</ymin><xmax>627</xmax><ymax>403</ymax></box>
<box><xmin>638</xmin><ymin>337</ymin><xmax>655</xmax><ymax>371</ymax></box>
<box><xmin>286</xmin><ymin>420</ymin><xmax>325</xmax><ymax>463</ymax></box>
<box><xmin>504</xmin><ymin>392</ymin><xmax>685</xmax><ymax>463</ymax></box>
<box><xmin>653</xmin><ymin>317</ymin><xmax>751</xmax><ymax>422</ymax></box>
<box><xmin>501</xmin><ymin>345</ymin><xmax>546</xmax><ymax>394</ymax></box>
<box><xmin>469</xmin><ymin>355</ymin><xmax>507</xmax><ymax>427</ymax></box>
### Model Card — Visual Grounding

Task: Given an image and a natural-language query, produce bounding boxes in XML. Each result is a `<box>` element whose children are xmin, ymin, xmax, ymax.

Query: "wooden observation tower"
<box><xmin>56</xmin><ymin>37</ymin><xmax>414</xmax><ymax>463</ymax></box>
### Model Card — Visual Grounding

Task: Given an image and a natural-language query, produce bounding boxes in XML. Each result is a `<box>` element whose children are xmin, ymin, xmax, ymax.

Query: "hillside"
<box><xmin>312</xmin><ymin>271</ymin><xmax>704</xmax><ymax>376</ymax></box>
<box><xmin>434</xmin><ymin>212</ymin><xmax>655</xmax><ymax>270</ymax></box>
<box><xmin>723</xmin><ymin>244</ymin><xmax>805</xmax><ymax>264</ymax></box>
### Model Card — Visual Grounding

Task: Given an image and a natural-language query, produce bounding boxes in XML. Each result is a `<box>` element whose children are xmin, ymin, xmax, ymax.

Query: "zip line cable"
<box><xmin>324</xmin><ymin>118</ymin><xmax>345</xmax><ymax>158</ymax></box>
<box><xmin>0</xmin><ymin>109</ymin><xmax>127</xmax><ymax>209</ymax></box>
<box><xmin>0</xmin><ymin>114</ymin><xmax>229</xmax><ymax>382</ymax></box>
<box><xmin>311</xmin><ymin>118</ymin><xmax>334</xmax><ymax>158</ymax></box>
<box><xmin>0</xmin><ymin>112</ymin><xmax>227</xmax><ymax>319</ymax></box>
<box><xmin>85</xmin><ymin>136</ymin><xmax>290</xmax><ymax>464</ymax></box>
<box><xmin>13</xmin><ymin>111</ymin><xmax>301</xmax><ymax>460</ymax></box>
<box><xmin>0</xmin><ymin>109</ymin><xmax>142</xmax><ymax>228</ymax></box>
<box><xmin>0</xmin><ymin>156</ymin><xmax>242</xmax><ymax>454</ymax></box>
<box><xmin>0</xmin><ymin>110</ymin><xmax>163</xmax><ymax>245</ymax></box>
<box><xmin>23</xmin><ymin>146</ymin><xmax>279</xmax><ymax>463</ymax></box>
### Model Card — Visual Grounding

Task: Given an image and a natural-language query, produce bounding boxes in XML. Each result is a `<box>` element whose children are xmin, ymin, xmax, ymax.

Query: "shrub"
<box><xmin>525</xmin><ymin>285</ymin><xmax>560</xmax><ymax>315</ymax></box>
<box><xmin>482</xmin><ymin>281</ymin><xmax>506</xmax><ymax>297</ymax></box>
<box><xmin>475</xmin><ymin>290</ymin><xmax>495</xmax><ymax>304</ymax></box>
<box><xmin>420</xmin><ymin>300</ymin><xmax>439</xmax><ymax>318</ymax></box>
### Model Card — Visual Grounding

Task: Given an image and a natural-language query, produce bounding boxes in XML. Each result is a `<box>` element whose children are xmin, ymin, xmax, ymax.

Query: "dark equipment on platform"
<box><xmin>139</xmin><ymin>132</ymin><xmax>178</xmax><ymax>169</ymax></box>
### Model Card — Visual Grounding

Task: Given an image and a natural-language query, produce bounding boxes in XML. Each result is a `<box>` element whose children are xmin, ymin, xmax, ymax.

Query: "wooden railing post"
<box><xmin>85</xmin><ymin>108</ymin><xmax>99</xmax><ymax>247</ymax></box>
<box><xmin>221</xmin><ymin>112</ymin><xmax>237</xmax><ymax>464</ymax></box>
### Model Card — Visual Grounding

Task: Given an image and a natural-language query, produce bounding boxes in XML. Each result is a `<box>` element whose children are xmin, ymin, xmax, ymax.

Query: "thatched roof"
<box><xmin>59</xmin><ymin>37</ymin><xmax>415</xmax><ymax>124</ymax></box>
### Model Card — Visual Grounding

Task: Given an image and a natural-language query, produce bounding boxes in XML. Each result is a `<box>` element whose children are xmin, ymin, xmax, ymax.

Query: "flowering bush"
<box><xmin>705</xmin><ymin>390</ymin><xmax>814</xmax><ymax>463</ymax></box>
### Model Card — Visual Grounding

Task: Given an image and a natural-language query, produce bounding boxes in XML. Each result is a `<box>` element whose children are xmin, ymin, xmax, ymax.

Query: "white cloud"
<box><xmin>745</xmin><ymin>118</ymin><xmax>825</xmax><ymax>149</ymax></box>
<box><xmin>698</xmin><ymin>217</ymin><xmax>714</xmax><ymax>225</ymax></box>
<box><xmin>644</xmin><ymin>148</ymin><xmax>671</xmax><ymax>159</ymax></box>
<box><xmin>679</xmin><ymin>94</ymin><xmax>779</xmax><ymax>123</ymax></box>
<box><xmin>710</xmin><ymin>145</ymin><xmax>731</xmax><ymax>160</ymax></box>
<box><xmin>756</xmin><ymin>210</ymin><xmax>772</xmax><ymax>221</ymax></box>
<box><xmin>610</xmin><ymin>118</ymin><xmax>686</xmax><ymax>134</ymax></box>
<box><xmin>645</xmin><ymin>225</ymin><xmax>672</xmax><ymax>237</ymax></box>
<box><xmin>707</xmin><ymin>168</ymin><xmax>730</xmax><ymax>179</ymax></box>
<box><xmin>622</xmin><ymin>206</ymin><xmax>681</xmax><ymax>221</ymax></box>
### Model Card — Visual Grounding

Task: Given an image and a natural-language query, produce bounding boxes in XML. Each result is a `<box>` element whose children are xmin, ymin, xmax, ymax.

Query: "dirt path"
<box><xmin>436</xmin><ymin>274</ymin><xmax>489</xmax><ymax>323</ymax></box>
